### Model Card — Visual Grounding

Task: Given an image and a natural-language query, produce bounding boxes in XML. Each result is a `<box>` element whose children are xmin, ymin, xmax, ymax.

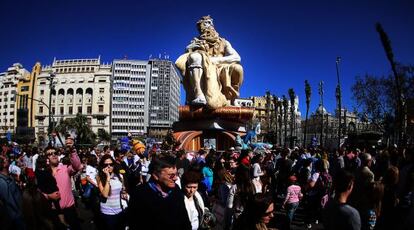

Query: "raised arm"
<box><xmin>68</xmin><ymin>149</ymin><xmax>82</xmax><ymax>175</ymax></box>
<box><xmin>210</xmin><ymin>40</ymin><xmax>241</xmax><ymax>64</ymax></box>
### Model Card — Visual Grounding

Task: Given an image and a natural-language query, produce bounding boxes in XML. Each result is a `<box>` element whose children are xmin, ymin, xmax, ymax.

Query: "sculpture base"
<box><xmin>173</xmin><ymin>106</ymin><xmax>254</xmax><ymax>151</ymax></box>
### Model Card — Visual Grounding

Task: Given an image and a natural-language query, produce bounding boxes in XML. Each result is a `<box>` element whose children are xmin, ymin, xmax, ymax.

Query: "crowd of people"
<box><xmin>0</xmin><ymin>136</ymin><xmax>414</xmax><ymax>230</ymax></box>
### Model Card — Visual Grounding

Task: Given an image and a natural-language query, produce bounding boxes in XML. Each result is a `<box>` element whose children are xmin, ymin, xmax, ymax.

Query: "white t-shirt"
<box><xmin>85</xmin><ymin>165</ymin><xmax>98</xmax><ymax>185</ymax></box>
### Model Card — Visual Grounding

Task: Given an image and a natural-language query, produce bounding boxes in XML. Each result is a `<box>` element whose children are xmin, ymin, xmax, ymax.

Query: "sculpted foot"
<box><xmin>191</xmin><ymin>95</ymin><xmax>207</xmax><ymax>105</ymax></box>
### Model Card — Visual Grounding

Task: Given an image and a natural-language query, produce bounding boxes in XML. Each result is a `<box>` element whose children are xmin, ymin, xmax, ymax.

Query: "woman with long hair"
<box><xmin>227</xmin><ymin>165</ymin><xmax>255</xmax><ymax>222</ymax></box>
<box><xmin>233</xmin><ymin>193</ymin><xmax>275</xmax><ymax>230</ymax></box>
<box><xmin>97</xmin><ymin>154</ymin><xmax>128</xmax><ymax>230</ymax></box>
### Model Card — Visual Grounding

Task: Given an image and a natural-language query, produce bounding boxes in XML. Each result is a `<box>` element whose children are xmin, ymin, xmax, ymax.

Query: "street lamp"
<box><xmin>335</xmin><ymin>57</ymin><xmax>342</xmax><ymax>149</ymax></box>
<box><xmin>46</xmin><ymin>72</ymin><xmax>56</xmax><ymax>145</ymax></box>
<box><xmin>318</xmin><ymin>81</ymin><xmax>324</xmax><ymax>147</ymax></box>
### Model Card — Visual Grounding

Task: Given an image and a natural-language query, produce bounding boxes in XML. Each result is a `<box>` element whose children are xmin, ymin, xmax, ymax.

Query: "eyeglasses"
<box><xmin>163</xmin><ymin>172</ymin><xmax>178</xmax><ymax>179</ymax></box>
<box><xmin>103</xmin><ymin>163</ymin><xmax>114</xmax><ymax>167</ymax></box>
<box><xmin>46</xmin><ymin>151</ymin><xmax>57</xmax><ymax>156</ymax></box>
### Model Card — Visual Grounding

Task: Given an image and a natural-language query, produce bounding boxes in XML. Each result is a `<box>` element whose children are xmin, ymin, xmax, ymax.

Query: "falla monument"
<box><xmin>173</xmin><ymin>15</ymin><xmax>254</xmax><ymax>151</ymax></box>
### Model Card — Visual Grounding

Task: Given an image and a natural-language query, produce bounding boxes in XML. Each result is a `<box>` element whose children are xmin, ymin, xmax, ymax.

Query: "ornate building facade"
<box><xmin>34</xmin><ymin>57</ymin><xmax>112</xmax><ymax>144</ymax></box>
<box><xmin>303</xmin><ymin>105</ymin><xmax>377</xmax><ymax>149</ymax></box>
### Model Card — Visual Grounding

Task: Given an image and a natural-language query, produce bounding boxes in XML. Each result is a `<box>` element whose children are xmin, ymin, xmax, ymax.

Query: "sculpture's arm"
<box><xmin>186</xmin><ymin>38</ymin><xmax>202</xmax><ymax>52</ymax></box>
<box><xmin>211</xmin><ymin>40</ymin><xmax>241</xmax><ymax>64</ymax></box>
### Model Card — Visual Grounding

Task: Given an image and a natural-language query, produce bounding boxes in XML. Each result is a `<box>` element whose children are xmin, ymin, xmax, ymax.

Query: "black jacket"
<box><xmin>128</xmin><ymin>182</ymin><xmax>191</xmax><ymax>230</ymax></box>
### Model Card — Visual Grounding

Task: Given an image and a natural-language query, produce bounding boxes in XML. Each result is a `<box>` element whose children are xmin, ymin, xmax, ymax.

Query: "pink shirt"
<box><xmin>53</xmin><ymin>152</ymin><xmax>81</xmax><ymax>209</ymax></box>
<box><xmin>284</xmin><ymin>185</ymin><xmax>302</xmax><ymax>204</ymax></box>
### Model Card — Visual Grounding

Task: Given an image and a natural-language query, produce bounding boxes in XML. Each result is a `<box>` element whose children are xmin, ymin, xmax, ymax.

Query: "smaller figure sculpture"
<box><xmin>243</xmin><ymin>122</ymin><xmax>261</xmax><ymax>144</ymax></box>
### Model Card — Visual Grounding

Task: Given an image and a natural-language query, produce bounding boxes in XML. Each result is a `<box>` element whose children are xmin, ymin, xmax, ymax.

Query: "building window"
<box><xmin>87</xmin><ymin>106</ymin><xmax>92</xmax><ymax>114</ymax></box>
<box><xmin>97</xmin><ymin>119</ymin><xmax>105</xmax><ymax>125</ymax></box>
<box><xmin>60</xmin><ymin>107</ymin><xmax>64</xmax><ymax>115</ymax></box>
<box><xmin>40</xmin><ymin>90</ymin><xmax>44</xmax><ymax>95</ymax></box>
<box><xmin>77</xmin><ymin>106</ymin><xmax>82</xmax><ymax>114</ymax></box>
<box><xmin>39</xmin><ymin>106</ymin><xmax>43</xmax><ymax>114</ymax></box>
<box><xmin>99</xmin><ymin>105</ymin><xmax>104</xmax><ymax>113</ymax></box>
<box><xmin>69</xmin><ymin>106</ymin><xmax>73</xmax><ymax>114</ymax></box>
<box><xmin>87</xmin><ymin>117</ymin><xmax>92</xmax><ymax>125</ymax></box>
<box><xmin>99</xmin><ymin>88</ymin><xmax>104</xmax><ymax>93</ymax></box>
<box><xmin>52</xmin><ymin>107</ymin><xmax>55</xmax><ymax>115</ymax></box>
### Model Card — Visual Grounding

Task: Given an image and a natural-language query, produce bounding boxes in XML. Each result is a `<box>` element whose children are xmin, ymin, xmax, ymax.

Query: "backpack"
<box><xmin>315</xmin><ymin>172</ymin><xmax>332</xmax><ymax>197</ymax></box>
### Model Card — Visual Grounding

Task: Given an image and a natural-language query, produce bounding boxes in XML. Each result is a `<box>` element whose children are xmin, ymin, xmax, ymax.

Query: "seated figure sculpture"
<box><xmin>176</xmin><ymin>15</ymin><xmax>244</xmax><ymax>109</ymax></box>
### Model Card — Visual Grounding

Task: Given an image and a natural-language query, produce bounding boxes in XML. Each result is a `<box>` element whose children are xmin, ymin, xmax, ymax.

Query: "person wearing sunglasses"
<box><xmin>233</xmin><ymin>193</ymin><xmax>275</xmax><ymax>230</ymax></box>
<box><xmin>45</xmin><ymin>144</ymin><xmax>82</xmax><ymax>230</ymax></box>
<box><xmin>97</xmin><ymin>154</ymin><xmax>128</xmax><ymax>230</ymax></box>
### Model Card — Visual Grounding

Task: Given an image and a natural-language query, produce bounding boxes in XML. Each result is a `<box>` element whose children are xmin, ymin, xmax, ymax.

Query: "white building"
<box><xmin>0</xmin><ymin>63</ymin><xmax>29</xmax><ymax>138</ymax></box>
<box><xmin>34</xmin><ymin>57</ymin><xmax>112</xmax><ymax>143</ymax></box>
<box><xmin>147</xmin><ymin>59</ymin><xmax>180</xmax><ymax>139</ymax></box>
<box><xmin>111</xmin><ymin>59</ymin><xmax>151</xmax><ymax>140</ymax></box>
<box><xmin>111</xmin><ymin>58</ymin><xmax>180</xmax><ymax>140</ymax></box>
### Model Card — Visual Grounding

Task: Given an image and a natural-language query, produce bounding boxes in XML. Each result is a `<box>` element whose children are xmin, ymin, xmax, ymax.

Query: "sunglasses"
<box><xmin>264</xmin><ymin>210</ymin><xmax>275</xmax><ymax>217</ymax></box>
<box><xmin>46</xmin><ymin>151</ymin><xmax>57</xmax><ymax>156</ymax></box>
<box><xmin>103</xmin><ymin>163</ymin><xmax>114</xmax><ymax>167</ymax></box>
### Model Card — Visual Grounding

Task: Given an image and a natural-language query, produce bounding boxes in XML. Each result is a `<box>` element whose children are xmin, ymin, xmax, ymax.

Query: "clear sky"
<box><xmin>1</xmin><ymin>0</ymin><xmax>413</xmax><ymax>117</ymax></box>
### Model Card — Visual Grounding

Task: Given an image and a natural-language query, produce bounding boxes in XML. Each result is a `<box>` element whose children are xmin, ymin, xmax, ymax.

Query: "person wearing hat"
<box><xmin>282</xmin><ymin>175</ymin><xmax>303</xmax><ymax>228</ymax></box>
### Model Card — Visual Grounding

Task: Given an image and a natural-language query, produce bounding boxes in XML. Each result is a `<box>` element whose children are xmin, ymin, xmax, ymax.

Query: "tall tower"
<box><xmin>111</xmin><ymin>58</ymin><xmax>180</xmax><ymax>141</ymax></box>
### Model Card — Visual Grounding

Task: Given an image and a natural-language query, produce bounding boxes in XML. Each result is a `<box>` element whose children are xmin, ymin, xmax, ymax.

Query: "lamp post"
<box><xmin>318</xmin><ymin>81</ymin><xmax>324</xmax><ymax>147</ymax></box>
<box><xmin>335</xmin><ymin>57</ymin><xmax>342</xmax><ymax>149</ymax></box>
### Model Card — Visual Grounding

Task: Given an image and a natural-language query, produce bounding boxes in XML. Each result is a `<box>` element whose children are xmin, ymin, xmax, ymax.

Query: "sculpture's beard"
<box><xmin>199</xmin><ymin>27</ymin><xmax>220</xmax><ymax>43</ymax></box>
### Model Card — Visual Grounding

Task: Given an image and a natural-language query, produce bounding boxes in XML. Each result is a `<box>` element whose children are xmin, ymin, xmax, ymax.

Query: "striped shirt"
<box><xmin>100</xmin><ymin>175</ymin><xmax>123</xmax><ymax>215</ymax></box>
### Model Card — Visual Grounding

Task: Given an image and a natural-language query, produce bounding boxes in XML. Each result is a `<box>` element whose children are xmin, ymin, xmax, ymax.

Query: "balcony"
<box><xmin>92</xmin><ymin>113</ymin><xmax>108</xmax><ymax>119</ymax></box>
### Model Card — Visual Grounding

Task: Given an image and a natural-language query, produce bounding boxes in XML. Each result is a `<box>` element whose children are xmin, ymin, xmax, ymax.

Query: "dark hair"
<box><xmin>98</xmin><ymin>155</ymin><xmax>120</xmax><ymax>185</ymax></box>
<box><xmin>35</xmin><ymin>155</ymin><xmax>50</xmax><ymax>172</ymax></box>
<box><xmin>234</xmin><ymin>165</ymin><xmax>254</xmax><ymax>207</ymax></box>
<box><xmin>251</xmin><ymin>154</ymin><xmax>263</xmax><ymax>164</ymax></box>
<box><xmin>334</xmin><ymin>169</ymin><xmax>355</xmax><ymax>193</ymax></box>
<box><xmin>149</xmin><ymin>155</ymin><xmax>176</xmax><ymax>174</ymax></box>
<box><xmin>44</xmin><ymin>145</ymin><xmax>56</xmax><ymax>152</ymax></box>
<box><xmin>383</xmin><ymin>166</ymin><xmax>399</xmax><ymax>186</ymax></box>
<box><xmin>87</xmin><ymin>154</ymin><xmax>98</xmax><ymax>167</ymax></box>
<box><xmin>234</xmin><ymin>193</ymin><xmax>274</xmax><ymax>229</ymax></box>
<box><xmin>181</xmin><ymin>170</ymin><xmax>202</xmax><ymax>186</ymax></box>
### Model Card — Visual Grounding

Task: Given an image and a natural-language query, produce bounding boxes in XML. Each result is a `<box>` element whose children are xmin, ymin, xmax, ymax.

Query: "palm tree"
<box><xmin>97</xmin><ymin>129</ymin><xmax>111</xmax><ymax>143</ymax></box>
<box><xmin>376</xmin><ymin>22</ymin><xmax>405</xmax><ymax>146</ymax></box>
<box><xmin>304</xmin><ymin>80</ymin><xmax>311</xmax><ymax>147</ymax></box>
<box><xmin>288</xmin><ymin>88</ymin><xmax>296</xmax><ymax>148</ymax></box>
<box><xmin>55</xmin><ymin>113</ymin><xmax>96</xmax><ymax>146</ymax></box>
<box><xmin>282</xmin><ymin>95</ymin><xmax>288</xmax><ymax>147</ymax></box>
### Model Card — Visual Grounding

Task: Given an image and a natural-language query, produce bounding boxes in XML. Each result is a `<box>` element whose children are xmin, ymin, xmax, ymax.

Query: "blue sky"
<box><xmin>0</xmin><ymin>0</ymin><xmax>413</xmax><ymax>117</ymax></box>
